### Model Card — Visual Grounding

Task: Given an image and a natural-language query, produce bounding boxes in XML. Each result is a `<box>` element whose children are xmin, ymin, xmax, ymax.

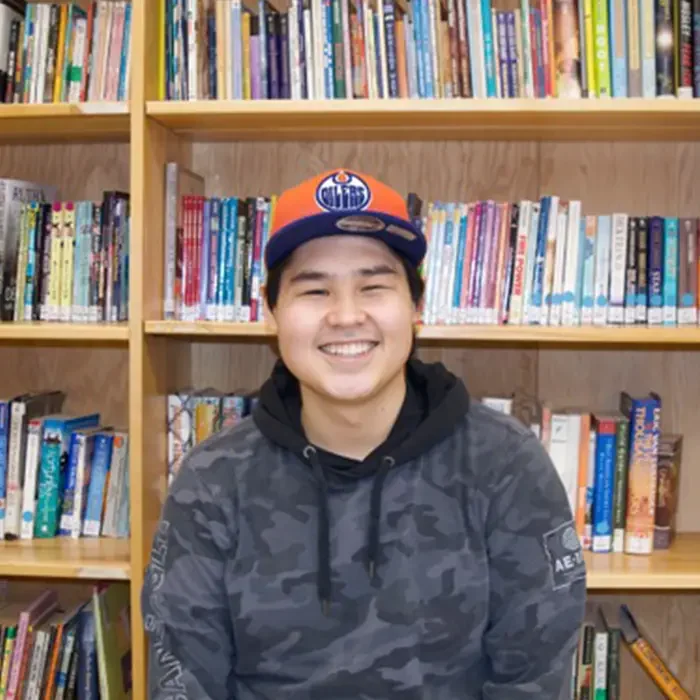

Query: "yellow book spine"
<box><xmin>60</xmin><ymin>202</ymin><xmax>76</xmax><ymax>322</ymax></box>
<box><xmin>0</xmin><ymin>630</ymin><xmax>16</xmax><ymax>696</ymax></box>
<box><xmin>583</xmin><ymin>0</ymin><xmax>596</xmax><ymax>96</ymax></box>
<box><xmin>48</xmin><ymin>202</ymin><xmax>64</xmax><ymax>321</ymax></box>
<box><xmin>242</xmin><ymin>12</ymin><xmax>251</xmax><ymax>99</ymax></box>
<box><xmin>13</xmin><ymin>204</ymin><xmax>29</xmax><ymax>321</ymax></box>
<box><xmin>53</xmin><ymin>5</ymin><xmax>68</xmax><ymax>103</ymax></box>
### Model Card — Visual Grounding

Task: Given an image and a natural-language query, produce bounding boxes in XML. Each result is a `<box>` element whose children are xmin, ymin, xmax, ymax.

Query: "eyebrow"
<box><xmin>288</xmin><ymin>264</ymin><xmax>399</xmax><ymax>285</ymax></box>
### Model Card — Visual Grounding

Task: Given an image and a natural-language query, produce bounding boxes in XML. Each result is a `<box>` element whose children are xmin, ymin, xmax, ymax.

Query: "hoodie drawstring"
<box><xmin>367</xmin><ymin>456</ymin><xmax>395</xmax><ymax>580</ymax></box>
<box><xmin>303</xmin><ymin>445</ymin><xmax>395</xmax><ymax>615</ymax></box>
<box><xmin>303</xmin><ymin>445</ymin><xmax>332</xmax><ymax>615</ymax></box>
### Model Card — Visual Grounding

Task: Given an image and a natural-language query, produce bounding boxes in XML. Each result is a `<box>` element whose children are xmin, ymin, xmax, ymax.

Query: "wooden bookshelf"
<box><xmin>0</xmin><ymin>322</ymin><xmax>129</xmax><ymax>342</ymax></box>
<box><xmin>2</xmin><ymin>0</ymin><xmax>699</xmax><ymax>696</ymax></box>
<box><xmin>0</xmin><ymin>102</ymin><xmax>131</xmax><ymax>144</ymax></box>
<box><xmin>146</xmin><ymin>97</ymin><xmax>700</xmax><ymax>142</ymax></box>
<box><xmin>145</xmin><ymin>319</ymin><xmax>700</xmax><ymax>345</ymax></box>
<box><xmin>0</xmin><ymin>538</ymin><xmax>131</xmax><ymax>580</ymax></box>
<box><xmin>585</xmin><ymin>534</ymin><xmax>700</xmax><ymax>590</ymax></box>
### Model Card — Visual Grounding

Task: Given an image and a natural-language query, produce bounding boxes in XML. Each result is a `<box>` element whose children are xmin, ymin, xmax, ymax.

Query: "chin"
<box><xmin>312</xmin><ymin>373</ymin><xmax>384</xmax><ymax>404</ymax></box>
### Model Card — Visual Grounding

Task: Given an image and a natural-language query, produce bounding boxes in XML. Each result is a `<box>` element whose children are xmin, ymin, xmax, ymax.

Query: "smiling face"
<box><xmin>265</xmin><ymin>235</ymin><xmax>419</xmax><ymax>406</ymax></box>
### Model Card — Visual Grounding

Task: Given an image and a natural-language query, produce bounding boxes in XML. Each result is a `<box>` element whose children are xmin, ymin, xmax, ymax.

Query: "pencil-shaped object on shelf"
<box><xmin>618</xmin><ymin>604</ymin><xmax>691</xmax><ymax>700</ymax></box>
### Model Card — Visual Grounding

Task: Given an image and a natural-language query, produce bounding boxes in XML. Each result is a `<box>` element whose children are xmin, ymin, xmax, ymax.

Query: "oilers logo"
<box><xmin>315</xmin><ymin>171</ymin><xmax>372</xmax><ymax>212</ymax></box>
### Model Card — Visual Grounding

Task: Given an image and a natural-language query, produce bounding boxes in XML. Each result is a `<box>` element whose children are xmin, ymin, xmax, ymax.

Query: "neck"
<box><xmin>300</xmin><ymin>370</ymin><xmax>407</xmax><ymax>461</ymax></box>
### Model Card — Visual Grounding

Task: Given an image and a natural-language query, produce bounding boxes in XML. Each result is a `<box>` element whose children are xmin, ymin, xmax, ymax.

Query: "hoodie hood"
<box><xmin>253</xmin><ymin>358</ymin><xmax>470</xmax><ymax>613</ymax></box>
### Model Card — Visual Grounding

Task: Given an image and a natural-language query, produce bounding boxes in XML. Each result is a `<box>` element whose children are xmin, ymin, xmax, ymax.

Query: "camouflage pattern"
<box><xmin>142</xmin><ymin>401</ymin><xmax>586</xmax><ymax>699</ymax></box>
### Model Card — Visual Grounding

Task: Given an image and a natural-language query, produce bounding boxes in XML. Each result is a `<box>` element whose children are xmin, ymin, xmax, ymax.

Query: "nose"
<box><xmin>326</xmin><ymin>292</ymin><xmax>367</xmax><ymax>327</ymax></box>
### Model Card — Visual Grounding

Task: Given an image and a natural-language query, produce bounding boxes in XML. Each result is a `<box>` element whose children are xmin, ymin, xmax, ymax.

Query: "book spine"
<box><xmin>611</xmin><ymin>415</ymin><xmax>629</xmax><ymax>552</ymax></box>
<box><xmin>621</xmin><ymin>393</ymin><xmax>661</xmax><ymax>554</ymax></box>
<box><xmin>592</xmin><ymin>416</ymin><xmax>616</xmax><ymax>553</ymax></box>
<box><xmin>662</xmin><ymin>216</ymin><xmax>679</xmax><ymax>325</ymax></box>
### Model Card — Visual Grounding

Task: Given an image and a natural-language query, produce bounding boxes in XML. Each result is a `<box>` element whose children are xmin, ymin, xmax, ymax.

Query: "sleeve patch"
<box><xmin>542</xmin><ymin>521</ymin><xmax>586</xmax><ymax>590</ymax></box>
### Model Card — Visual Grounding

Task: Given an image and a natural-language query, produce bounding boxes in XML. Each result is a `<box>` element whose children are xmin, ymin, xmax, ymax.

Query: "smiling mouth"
<box><xmin>319</xmin><ymin>341</ymin><xmax>379</xmax><ymax>357</ymax></box>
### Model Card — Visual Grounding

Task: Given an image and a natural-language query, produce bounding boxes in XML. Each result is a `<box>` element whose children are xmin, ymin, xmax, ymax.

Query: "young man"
<box><xmin>142</xmin><ymin>168</ymin><xmax>587</xmax><ymax>699</ymax></box>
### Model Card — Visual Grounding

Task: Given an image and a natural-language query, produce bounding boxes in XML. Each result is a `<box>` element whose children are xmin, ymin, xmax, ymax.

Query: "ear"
<box><xmin>412</xmin><ymin>306</ymin><xmax>422</xmax><ymax>327</ymax></box>
<box><xmin>262</xmin><ymin>285</ymin><xmax>278</xmax><ymax>334</ymax></box>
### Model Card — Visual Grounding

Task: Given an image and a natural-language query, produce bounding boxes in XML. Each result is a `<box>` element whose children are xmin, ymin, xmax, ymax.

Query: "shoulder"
<box><xmin>463</xmin><ymin>402</ymin><xmax>564</xmax><ymax>503</ymax></box>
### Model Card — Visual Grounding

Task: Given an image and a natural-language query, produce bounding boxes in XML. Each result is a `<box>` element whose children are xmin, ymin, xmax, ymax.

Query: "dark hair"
<box><xmin>264</xmin><ymin>254</ymin><xmax>425</xmax><ymax>310</ymax></box>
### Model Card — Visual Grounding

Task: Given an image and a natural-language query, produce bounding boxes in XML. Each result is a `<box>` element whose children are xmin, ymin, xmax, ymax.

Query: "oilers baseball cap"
<box><xmin>264</xmin><ymin>168</ymin><xmax>426</xmax><ymax>270</ymax></box>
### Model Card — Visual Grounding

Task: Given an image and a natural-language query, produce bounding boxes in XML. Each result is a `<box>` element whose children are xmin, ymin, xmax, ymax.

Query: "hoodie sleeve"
<box><xmin>140</xmin><ymin>457</ymin><xmax>236</xmax><ymax>699</ymax></box>
<box><xmin>482</xmin><ymin>429</ymin><xmax>586</xmax><ymax>699</ymax></box>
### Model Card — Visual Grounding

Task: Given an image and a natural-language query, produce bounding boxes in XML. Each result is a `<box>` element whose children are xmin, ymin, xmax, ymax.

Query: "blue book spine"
<box><xmin>452</xmin><ymin>207</ymin><xmax>468</xmax><ymax>321</ymax></box>
<box><xmin>118</xmin><ymin>2</ymin><xmax>132</xmax><ymax>100</ymax></box>
<box><xmin>228</xmin><ymin>198</ymin><xmax>239</xmax><ymax>316</ymax></box>
<box><xmin>57</xmin><ymin>431</ymin><xmax>82</xmax><ymax>536</ymax></box>
<box><xmin>529</xmin><ymin>196</ymin><xmax>550</xmax><ymax>323</ymax></box>
<box><xmin>78</xmin><ymin>605</ymin><xmax>99</xmax><ymax>700</ymax></box>
<box><xmin>481</xmin><ymin>0</ymin><xmax>497</xmax><ymax>96</ymax></box>
<box><xmin>206</xmin><ymin>198</ymin><xmax>220</xmax><ymax>318</ymax></box>
<box><xmin>216</xmin><ymin>197</ymin><xmax>228</xmax><ymax>315</ymax></box>
<box><xmin>421</xmin><ymin>0</ymin><xmax>433</xmax><ymax>97</ymax></box>
<box><xmin>609</xmin><ymin>0</ymin><xmax>628</xmax><ymax>95</ymax></box>
<box><xmin>82</xmin><ymin>433</ymin><xmax>114</xmax><ymax>537</ymax></box>
<box><xmin>647</xmin><ymin>215</ymin><xmax>664</xmax><ymax>324</ymax></box>
<box><xmin>592</xmin><ymin>418</ymin><xmax>617</xmax><ymax>553</ymax></box>
<box><xmin>662</xmin><ymin>216</ymin><xmax>678</xmax><ymax>325</ymax></box>
<box><xmin>414</xmin><ymin>0</ymin><xmax>425</xmax><ymax>97</ymax></box>
<box><xmin>580</xmin><ymin>218</ymin><xmax>596</xmax><ymax>324</ymax></box>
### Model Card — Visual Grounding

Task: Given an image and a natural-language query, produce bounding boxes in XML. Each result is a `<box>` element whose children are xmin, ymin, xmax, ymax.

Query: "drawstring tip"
<box><xmin>321</xmin><ymin>598</ymin><xmax>330</xmax><ymax>616</ymax></box>
<box><xmin>368</xmin><ymin>559</ymin><xmax>376</xmax><ymax>580</ymax></box>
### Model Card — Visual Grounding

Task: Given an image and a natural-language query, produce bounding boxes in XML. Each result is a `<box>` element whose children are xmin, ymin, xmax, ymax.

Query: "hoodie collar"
<box><xmin>252</xmin><ymin>358</ymin><xmax>470</xmax><ymax>613</ymax></box>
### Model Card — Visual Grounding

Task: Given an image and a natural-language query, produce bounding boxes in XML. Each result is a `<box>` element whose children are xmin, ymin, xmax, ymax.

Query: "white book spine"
<box><xmin>550</xmin><ymin>207</ymin><xmax>569</xmax><ymax>326</ymax></box>
<box><xmin>593</xmin><ymin>215</ymin><xmax>611</xmax><ymax>326</ymax></box>
<box><xmin>4</xmin><ymin>402</ymin><xmax>27</xmax><ymax>539</ymax></box>
<box><xmin>562</xmin><ymin>200</ymin><xmax>582</xmax><ymax>326</ymax></box>
<box><xmin>608</xmin><ymin>212</ymin><xmax>628</xmax><ymax>324</ymax></box>
<box><xmin>19</xmin><ymin>419</ymin><xmax>43</xmax><ymax>540</ymax></box>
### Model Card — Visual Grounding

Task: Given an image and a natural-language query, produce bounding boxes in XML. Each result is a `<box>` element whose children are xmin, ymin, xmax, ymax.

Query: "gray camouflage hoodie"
<box><xmin>141</xmin><ymin>359</ymin><xmax>586</xmax><ymax>699</ymax></box>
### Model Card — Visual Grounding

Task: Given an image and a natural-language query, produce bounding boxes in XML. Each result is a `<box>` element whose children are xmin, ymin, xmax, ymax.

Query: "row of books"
<box><xmin>569</xmin><ymin>603</ymin><xmax>691</xmax><ymax>699</ymax></box>
<box><xmin>0</xmin><ymin>584</ymin><xmax>131</xmax><ymax>700</ymax></box>
<box><xmin>485</xmin><ymin>389</ymin><xmax>678</xmax><ymax>556</ymax></box>
<box><xmin>0</xmin><ymin>0</ymin><xmax>132</xmax><ymax>104</ymax></box>
<box><xmin>167</xmin><ymin>388</ymin><xmax>258</xmax><ymax>483</ymax></box>
<box><xmin>0</xmin><ymin>389</ymin><xmax>130</xmax><ymax>541</ymax></box>
<box><xmin>159</xmin><ymin>0</ymin><xmax>700</xmax><ymax>101</ymax></box>
<box><xmin>162</xmin><ymin>166</ymin><xmax>700</xmax><ymax>328</ymax></box>
<box><xmin>0</xmin><ymin>178</ymin><xmax>130</xmax><ymax>324</ymax></box>
<box><xmin>419</xmin><ymin>197</ymin><xmax>700</xmax><ymax>328</ymax></box>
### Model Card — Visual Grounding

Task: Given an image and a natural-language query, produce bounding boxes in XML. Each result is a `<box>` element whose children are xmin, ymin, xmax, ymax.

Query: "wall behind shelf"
<box><xmin>0</xmin><ymin>141</ymin><xmax>130</xmax><ymax>199</ymax></box>
<box><xmin>0</xmin><ymin>344</ymin><xmax>129</xmax><ymax>427</ymax></box>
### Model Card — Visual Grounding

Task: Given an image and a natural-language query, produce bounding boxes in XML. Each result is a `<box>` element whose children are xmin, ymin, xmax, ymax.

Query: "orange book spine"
<box><xmin>628</xmin><ymin>638</ymin><xmax>690</xmax><ymax>699</ymax></box>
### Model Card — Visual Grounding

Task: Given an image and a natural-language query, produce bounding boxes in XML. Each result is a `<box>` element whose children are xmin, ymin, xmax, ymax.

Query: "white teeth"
<box><xmin>321</xmin><ymin>342</ymin><xmax>376</xmax><ymax>357</ymax></box>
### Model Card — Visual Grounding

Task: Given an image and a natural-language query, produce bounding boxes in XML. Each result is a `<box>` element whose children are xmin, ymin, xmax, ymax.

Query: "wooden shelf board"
<box><xmin>585</xmin><ymin>534</ymin><xmax>700</xmax><ymax>590</ymax></box>
<box><xmin>146</xmin><ymin>97</ymin><xmax>700</xmax><ymax>142</ymax></box>
<box><xmin>0</xmin><ymin>537</ymin><xmax>130</xmax><ymax>580</ymax></box>
<box><xmin>0</xmin><ymin>322</ymin><xmax>129</xmax><ymax>342</ymax></box>
<box><xmin>0</xmin><ymin>102</ymin><xmax>130</xmax><ymax>144</ymax></box>
<box><xmin>144</xmin><ymin>320</ymin><xmax>700</xmax><ymax>345</ymax></box>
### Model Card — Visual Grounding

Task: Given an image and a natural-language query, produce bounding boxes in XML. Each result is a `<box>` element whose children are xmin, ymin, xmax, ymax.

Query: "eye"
<box><xmin>301</xmin><ymin>288</ymin><xmax>328</xmax><ymax>296</ymax></box>
<box><xmin>362</xmin><ymin>284</ymin><xmax>388</xmax><ymax>292</ymax></box>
